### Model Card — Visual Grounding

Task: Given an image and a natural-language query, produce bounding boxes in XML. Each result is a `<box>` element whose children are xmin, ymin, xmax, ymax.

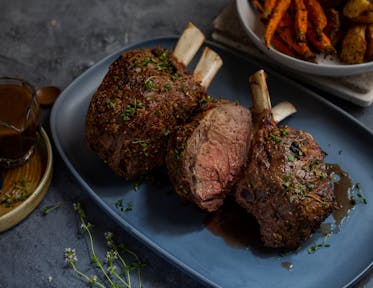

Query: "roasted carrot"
<box><xmin>262</xmin><ymin>0</ymin><xmax>278</xmax><ymax>20</ymax></box>
<box><xmin>304</xmin><ymin>0</ymin><xmax>327</xmax><ymax>40</ymax></box>
<box><xmin>276</xmin><ymin>13</ymin><xmax>316</xmax><ymax>61</ymax></box>
<box><xmin>294</xmin><ymin>0</ymin><xmax>308</xmax><ymax>42</ymax></box>
<box><xmin>264</xmin><ymin>0</ymin><xmax>292</xmax><ymax>48</ymax></box>
<box><xmin>307</xmin><ymin>22</ymin><xmax>336</xmax><ymax>55</ymax></box>
<box><xmin>271</xmin><ymin>34</ymin><xmax>299</xmax><ymax>58</ymax></box>
<box><xmin>252</xmin><ymin>0</ymin><xmax>264</xmax><ymax>12</ymax></box>
<box><xmin>324</xmin><ymin>8</ymin><xmax>341</xmax><ymax>48</ymax></box>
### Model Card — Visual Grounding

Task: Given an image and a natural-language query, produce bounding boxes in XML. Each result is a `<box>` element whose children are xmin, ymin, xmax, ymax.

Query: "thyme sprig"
<box><xmin>42</xmin><ymin>202</ymin><xmax>61</xmax><ymax>216</ymax></box>
<box><xmin>64</xmin><ymin>203</ymin><xmax>143</xmax><ymax>288</ymax></box>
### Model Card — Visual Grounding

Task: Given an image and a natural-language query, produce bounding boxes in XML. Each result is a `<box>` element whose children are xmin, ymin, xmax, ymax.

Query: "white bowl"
<box><xmin>236</xmin><ymin>0</ymin><xmax>373</xmax><ymax>77</ymax></box>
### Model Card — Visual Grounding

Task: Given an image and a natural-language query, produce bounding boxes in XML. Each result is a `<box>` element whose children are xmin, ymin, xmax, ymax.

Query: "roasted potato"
<box><xmin>340</xmin><ymin>24</ymin><xmax>367</xmax><ymax>63</ymax></box>
<box><xmin>343</xmin><ymin>0</ymin><xmax>373</xmax><ymax>18</ymax></box>
<box><xmin>349</xmin><ymin>10</ymin><xmax>373</xmax><ymax>23</ymax></box>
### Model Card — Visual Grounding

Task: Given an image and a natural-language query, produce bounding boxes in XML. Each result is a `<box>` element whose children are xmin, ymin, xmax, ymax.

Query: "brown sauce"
<box><xmin>0</xmin><ymin>84</ymin><xmax>39</xmax><ymax>160</ymax></box>
<box><xmin>203</xmin><ymin>163</ymin><xmax>355</xmax><ymax>273</ymax></box>
<box><xmin>281</xmin><ymin>261</ymin><xmax>293</xmax><ymax>271</ymax></box>
<box><xmin>328</xmin><ymin>163</ymin><xmax>354</xmax><ymax>226</ymax></box>
<box><xmin>204</xmin><ymin>199</ymin><xmax>263</xmax><ymax>249</ymax></box>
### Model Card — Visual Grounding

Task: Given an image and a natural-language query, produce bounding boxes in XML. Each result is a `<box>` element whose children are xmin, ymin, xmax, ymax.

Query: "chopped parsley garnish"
<box><xmin>143</xmin><ymin>57</ymin><xmax>156</xmax><ymax>65</ymax></box>
<box><xmin>164</xmin><ymin>129</ymin><xmax>171</xmax><ymax>136</ymax></box>
<box><xmin>287</xmin><ymin>154</ymin><xmax>296</xmax><ymax>162</ymax></box>
<box><xmin>171</xmin><ymin>73</ymin><xmax>179</xmax><ymax>81</ymax></box>
<box><xmin>106</xmin><ymin>98</ymin><xmax>115</xmax><ymax>108</ymax></box>
<box><xmin>269</xmin><ymin>133</ymin><xmax>282</xmax><ymax>143</ymax></box>
<box><xmin>115</xmin><ymin>199</ymin><xmax>133</xmax><ymax>213</ymax></box>
<box><xmin>175</xmin><ymin>143</ymin><xmax>186</xmax><ymax>160</ymax></box>
<box><xmin>159</xmin><ymin>50</ymin><xmax>168</xmax><ymax>61</ymax></box>
<box><xmin>132</xmin><ymin>140</ymin><xmax>148</xmax><ymax>148</ymax></box>
<box><xmin>144</xmin><ymin>76</ymin><xmax>156</xmax><ymax>90</ymax></box>
<box><xmin>294</xmin><ymin>187</ymin><xmax>303</xmax><ymax>194</ymax></box>
<box><xmin>121</xmin><ymin>100</ymin><xmax>144</xmax><ymax>121</ymax></box>
<box><xmin>320</xmin><ymin>172</ymin><xmax>327</xmax><ymax>180</ymax></box>
<box><xmin>280</xmin><ymin>128</ymin><xmax>288</xmax><ymax>136</ymax></box>
<box><xmin>306</xmin><ymin>183</ymin><xmax>314</xmax><ymax>190</ymax></box>
<box><xmin>163</xmin><ymin>85</ymin><xmax>171</xmax><ymax>91</ymax></box>
<box><xmin>199</xmin><ymin>95</ymin><xmax>212</xmax><ymax>105</ymax></box>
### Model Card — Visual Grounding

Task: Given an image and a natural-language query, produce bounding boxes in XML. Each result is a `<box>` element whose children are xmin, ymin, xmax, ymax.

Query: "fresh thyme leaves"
<box><xmin>42</xmin><ymin>202</ymin><xmax>61</xmax><ymax>216</ymax></box>
<box><xmin>115</xmin><ymin>199</ymin><xmax>133</xmax><ymax>213</ymax></box>
<box><xmin>307</xmin><ymin>238</ymin><xmax>330</xmax><ymax>254</ymax></box>
<box><xmin>0</xmin><ymin>177</ymin><xmax>32</xmax><ymax>207</ymax></box>
<box><xmin>13</xmin><ymin>176</ymin><xmax>31</xmax><ymax>192</ymax></box>
<box><xmin>65</xmin><ymin>203</ymin><xmax>143</xmax><ymax>288</ymax></box>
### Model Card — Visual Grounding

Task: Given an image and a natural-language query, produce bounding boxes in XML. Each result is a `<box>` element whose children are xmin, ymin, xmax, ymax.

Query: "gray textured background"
<box><xmin>0</xmin><ymin>0</ymin><xmax>372</xmax><ymax>287</ymax></box>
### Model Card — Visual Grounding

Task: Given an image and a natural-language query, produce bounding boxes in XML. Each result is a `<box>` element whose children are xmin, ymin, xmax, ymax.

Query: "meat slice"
<box><xmin>235</xmin><ymin>70</ymin><xmax>336</xmax><ymax>249</ymax></box>
<box><xmin>85</xmin><ymin>23</ymin><xmax>222</xmax><ymax>180</ymax></box>
<box><xmin>166</xmin><ymin>100</ymin><xmax>253</xmax><ymax>212</ymax></box>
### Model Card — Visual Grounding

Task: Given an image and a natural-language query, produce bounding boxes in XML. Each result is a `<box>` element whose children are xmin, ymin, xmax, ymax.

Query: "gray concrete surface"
<box><xmin>0</xmin><ymin>0</ymin><xmax>372</xmax><ymax>287</ymax></box>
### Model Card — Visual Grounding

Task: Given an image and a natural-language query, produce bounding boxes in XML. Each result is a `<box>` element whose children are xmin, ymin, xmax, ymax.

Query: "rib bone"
<box><xmin>249</xmin><ymin>69</ymin><xmax>271</xmax><ymax>114</ymax></box>
<box><xmin>249</xmin><ymin>70</ymin><xmax>296</xmax><ymax>122</ymax></box>
<box><xmin>173</xmin><ymin>22</ymin><xmax>205</xmax><ymax>67</ymax></box>
<box><xmin>272</xmin><ymin>101</ymin><xmax>297</xmax><ymax>123</ymax></box>
<box><xmin>193</xmin><ymin>47</ymin><xmax>223</xmax><ymax>90</ymax></box>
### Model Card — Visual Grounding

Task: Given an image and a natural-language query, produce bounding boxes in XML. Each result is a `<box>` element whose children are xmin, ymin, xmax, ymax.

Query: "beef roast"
<box><xmin>85</xmin><ymin>48</ymin><xmax>208</xmax><ymax>179</ymax></box>
<box><xmin>166</xmin><ymin>100</ymin><xmax>253</xmax><ymax>212</ymax></box>
<box><xmin>235</xmin><ymin>111</ymin><xmax>336</xmax><ymax>249</ymax></box>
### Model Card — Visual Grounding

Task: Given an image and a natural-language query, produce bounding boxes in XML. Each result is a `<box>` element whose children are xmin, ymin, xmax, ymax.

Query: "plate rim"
<box><xmin>50</xmin><ymin>36</ymin><xmax>373</xmax><ymax>288</ymax></box>
<box><xmin>235</xmin><ymin>0</ymin><xmax>373</xmax><ymax>77</ymax></box>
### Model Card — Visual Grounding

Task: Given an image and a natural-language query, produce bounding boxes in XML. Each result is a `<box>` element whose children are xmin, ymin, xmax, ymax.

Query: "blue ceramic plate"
<box><xmin>50</xmin><ymin>37</ymin><xmax>373</xmax><ymax>288</ymax></box>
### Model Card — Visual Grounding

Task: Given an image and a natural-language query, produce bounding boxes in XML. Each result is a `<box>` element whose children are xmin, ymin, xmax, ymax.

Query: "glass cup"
<box><xmin>0</xmin><ymin>77</ymin><xmax>40</xmax><ymax>168</ymax></box>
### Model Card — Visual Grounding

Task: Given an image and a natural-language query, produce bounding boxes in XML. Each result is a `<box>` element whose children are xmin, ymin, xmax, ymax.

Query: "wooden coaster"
<box><xmin>0</xmin><ymin>127</ymin><xmax>53</xmax><ymax>232</ymax></box>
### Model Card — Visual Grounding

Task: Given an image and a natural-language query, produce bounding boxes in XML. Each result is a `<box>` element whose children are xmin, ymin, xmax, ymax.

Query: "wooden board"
<box><xmin>0</xmin><ymin>127</ymin><xmax>53</xmax><ymax>232</ymax></box>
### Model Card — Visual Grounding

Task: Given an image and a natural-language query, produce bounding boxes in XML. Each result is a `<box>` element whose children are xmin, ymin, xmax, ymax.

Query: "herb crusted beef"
<box><xmin>85</xmin><ymin>48</ymin><xmax>208</xmax><ymax>179</ymax></box>
<box><xmin>234</xmin><ymin>71</ymin><xmax>336</xmax><ymax>249</ymax></box>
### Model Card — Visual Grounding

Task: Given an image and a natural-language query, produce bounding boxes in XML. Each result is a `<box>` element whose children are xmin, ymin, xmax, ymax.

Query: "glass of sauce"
<box><xmin>0</xmin><ymin>77</ymin><xmax>40</xmax><ymax>168</ymax></box>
